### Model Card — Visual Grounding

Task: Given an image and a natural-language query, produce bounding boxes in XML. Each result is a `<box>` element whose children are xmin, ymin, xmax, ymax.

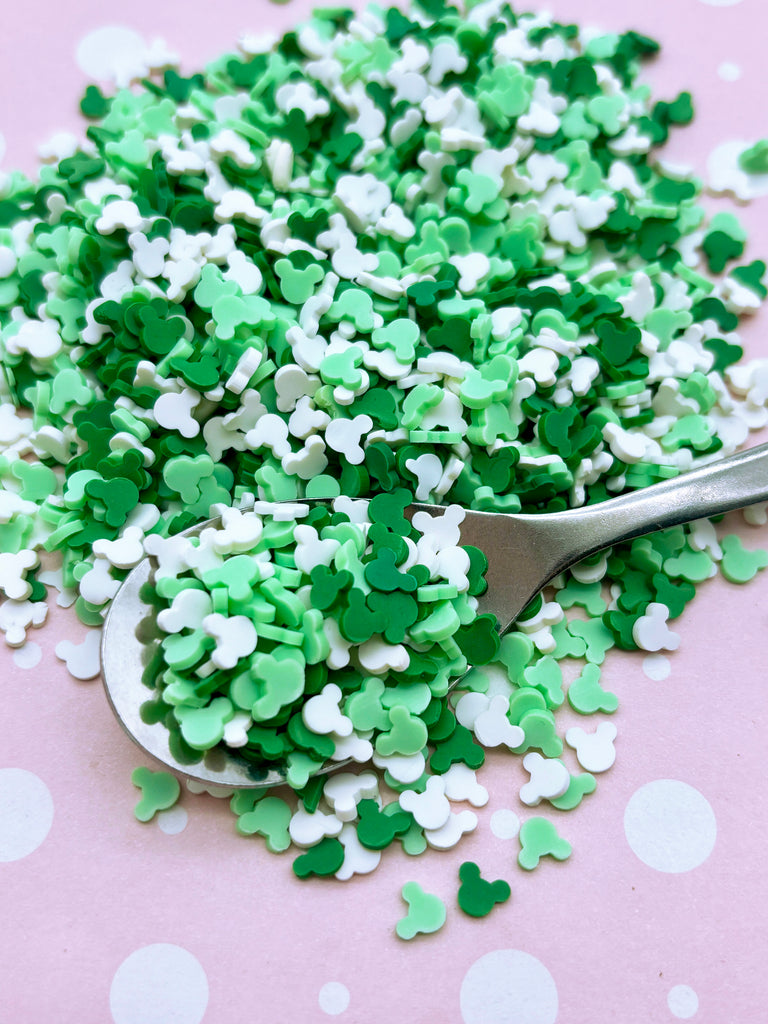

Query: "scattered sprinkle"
<box><xmin>396</xmin><ymin>880</ymin><xmax>446</xmax><ymax>939</ymax></box>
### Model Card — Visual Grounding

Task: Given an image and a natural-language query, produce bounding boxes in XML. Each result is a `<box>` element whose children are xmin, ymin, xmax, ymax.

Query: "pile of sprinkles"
<box><xmin>144</xmin><ymin>496</ymin><xmax>494</xmax><ymax>786</ymax></box>
<box><xmin>2</xmin><ymin>0</ymin><xmax>768</xmax><ymax>933</ymax></box>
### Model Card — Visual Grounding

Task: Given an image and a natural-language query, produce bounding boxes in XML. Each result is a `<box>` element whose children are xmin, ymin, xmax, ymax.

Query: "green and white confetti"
<box><xmin>2</xmin><ymin>0</ymin><xmax>768</xmax><ymax>904</ymax></box>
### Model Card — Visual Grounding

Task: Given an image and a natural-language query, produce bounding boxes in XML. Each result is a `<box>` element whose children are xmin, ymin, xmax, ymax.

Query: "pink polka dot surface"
<box><xmin>2</xmin><ymin>1</ymin><xmax>768</xmax><ymax>1022</ymax></box>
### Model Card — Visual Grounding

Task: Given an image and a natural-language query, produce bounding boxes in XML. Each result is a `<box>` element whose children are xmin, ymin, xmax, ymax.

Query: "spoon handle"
<box><xmin>544</xmin><ymin>439</ymin><xmax>768</xmax><ymax>564</ymax></box>
<box><xmin>467</xmin><ymin>441</ymin><xmax>768</xmax><ymax>631</ymax></box>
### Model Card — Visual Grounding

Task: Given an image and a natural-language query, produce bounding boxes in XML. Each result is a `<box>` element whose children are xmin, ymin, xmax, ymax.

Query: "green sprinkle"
<box><xmin>738</xmin><ymin>140</ymin><xmax>768</xmax><ymax>175</ymax></box>
<box><xmin>518</xmin><ymin>818</ymin><xmax>572</xmax><ymax>870</ymax></box>
<box><xmin>457</xmin><ymin>861</ymin><xmax>511</xmax><ymax>918</ymax></box>
<box><xmin>396</xmin><ymin>882</ymin><xmax>446</xmax><ymax>939</ymax></box>
<box><xmin>131</xmin><ymin>766</ymin><xmax>181</xmax><ymax>822</ymax></box>
<box><xmin>720</xmin><ymin>535</ymin><xmax>768</xmax><ymax>584</ymax></box>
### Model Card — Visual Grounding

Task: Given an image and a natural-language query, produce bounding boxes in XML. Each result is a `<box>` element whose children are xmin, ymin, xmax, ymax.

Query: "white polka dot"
<box><xmin>642</xmin><ymin>654</ymin><xmax>670</xmax><ymax>681</ymax></box>
<box><xmin>157</xmin><ymin>806</ymin><xmax>188</xmax><ymax>835</ymax></box>
<box><xmin>110</xmin><ymin>944</ymin><xmax>208</xmax><ymax>1024</ymax></box>
<box><xmin>668</xmin><ymin>984</ymin><xmax>699</xmax><ymax>1019</ymax></box>
<box><xmin>490</xmin><ymin>808</ymin><xmax>521</xmax><ymax>840</ymax></box>
<box><xmin>717</xmin><ymin>62</ymin><xmax>741</xmax><ymax>82</ymax></box>
<box><xmin>624</xmin><ymin>780</ymin><xmax>716</xmax><ymax>873</ymax></box>
<box><xmin>76</xmin><ymin>27</ymin><xmax>149</xmax><ymax>86</ymax></box>
<box><xmin>0</xmin><ymin>768</ymin><xmax>54</xmax><ymax>862</ymax></box>
<box><xmin>12</xmin><ymin>642</ymin><xmax>42</xmax><ymax>670</ymax></box>
<box><xmin>699</xmin><ymin>0</ymin><xmax>742</xmax><ymax>5</ymax></box>
<box><xmin>460</xmin><ymin>950</ymin><xmax>558</xmax><ymax>1024</ymax></box>
<box><xmin>319</xmin><ymin>982</ymin><xmax>350</xmax><ymax>1016</ymax></box>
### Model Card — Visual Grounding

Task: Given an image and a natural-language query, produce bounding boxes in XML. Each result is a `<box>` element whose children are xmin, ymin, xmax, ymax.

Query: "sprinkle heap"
<box><xmin>2</xmin><ymin>0</ymin><xmax>768</xmax><ymax>926</ymax></box>
<box><xmin>145</xmin><ymin>497</ymin><xmax>493</xmax><ymax>787</ymax></box>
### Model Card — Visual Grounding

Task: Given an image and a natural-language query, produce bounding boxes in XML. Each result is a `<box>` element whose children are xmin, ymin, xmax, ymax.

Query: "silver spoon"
<box><xmin>101</xmin><ymin>441</ymin><xmax>768</xmax><ymax>789</ymax></box>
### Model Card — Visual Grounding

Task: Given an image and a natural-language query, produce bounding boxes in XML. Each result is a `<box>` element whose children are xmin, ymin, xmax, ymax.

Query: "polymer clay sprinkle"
<box><xmin>2</xmin><ymin>0</ymin><xmax>768</xmax><ymax>910</ymax></box>
<box><xmin>132</xmin><ymin>765</ymin><xmax>181</xmax><ymax>822</ymax></box>
<box><xmin>147</xmin><ymin>499</ymin><xmax>476</xmax><ymax>774</ymax></box>
<box><xmin>396</xmin><ymin>881</ymin><xmax>447</xmax><ymax>940</ymax></box>
<box><xmin>457</xmin><ymin>861</ymin><xmax>511</xmax><ymax>918</ymax></box>
<box><xmin>518</xmin><ymin>817</ymin><xmax>572</xmax><ymax>870</ymax></box>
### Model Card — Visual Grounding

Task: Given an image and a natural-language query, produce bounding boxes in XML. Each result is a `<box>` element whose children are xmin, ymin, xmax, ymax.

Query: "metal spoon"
<box><xmin>101</xmin><ymin>441</ymin><xmax>768</xmax><ymax>788</ymax></box>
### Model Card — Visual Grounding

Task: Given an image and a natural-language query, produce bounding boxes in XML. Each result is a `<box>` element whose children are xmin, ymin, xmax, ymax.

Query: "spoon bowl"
<box><xmin>102</xmin><ymin>441</ymin><xmax>768</xmax><ymax>788</ymax></box>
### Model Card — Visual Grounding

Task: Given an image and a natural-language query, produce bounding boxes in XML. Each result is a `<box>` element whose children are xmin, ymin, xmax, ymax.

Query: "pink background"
<box><xmin>2</xmin><ymin>1</ymin><xmax>768</xmax><ymax>1022</ymax></box>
